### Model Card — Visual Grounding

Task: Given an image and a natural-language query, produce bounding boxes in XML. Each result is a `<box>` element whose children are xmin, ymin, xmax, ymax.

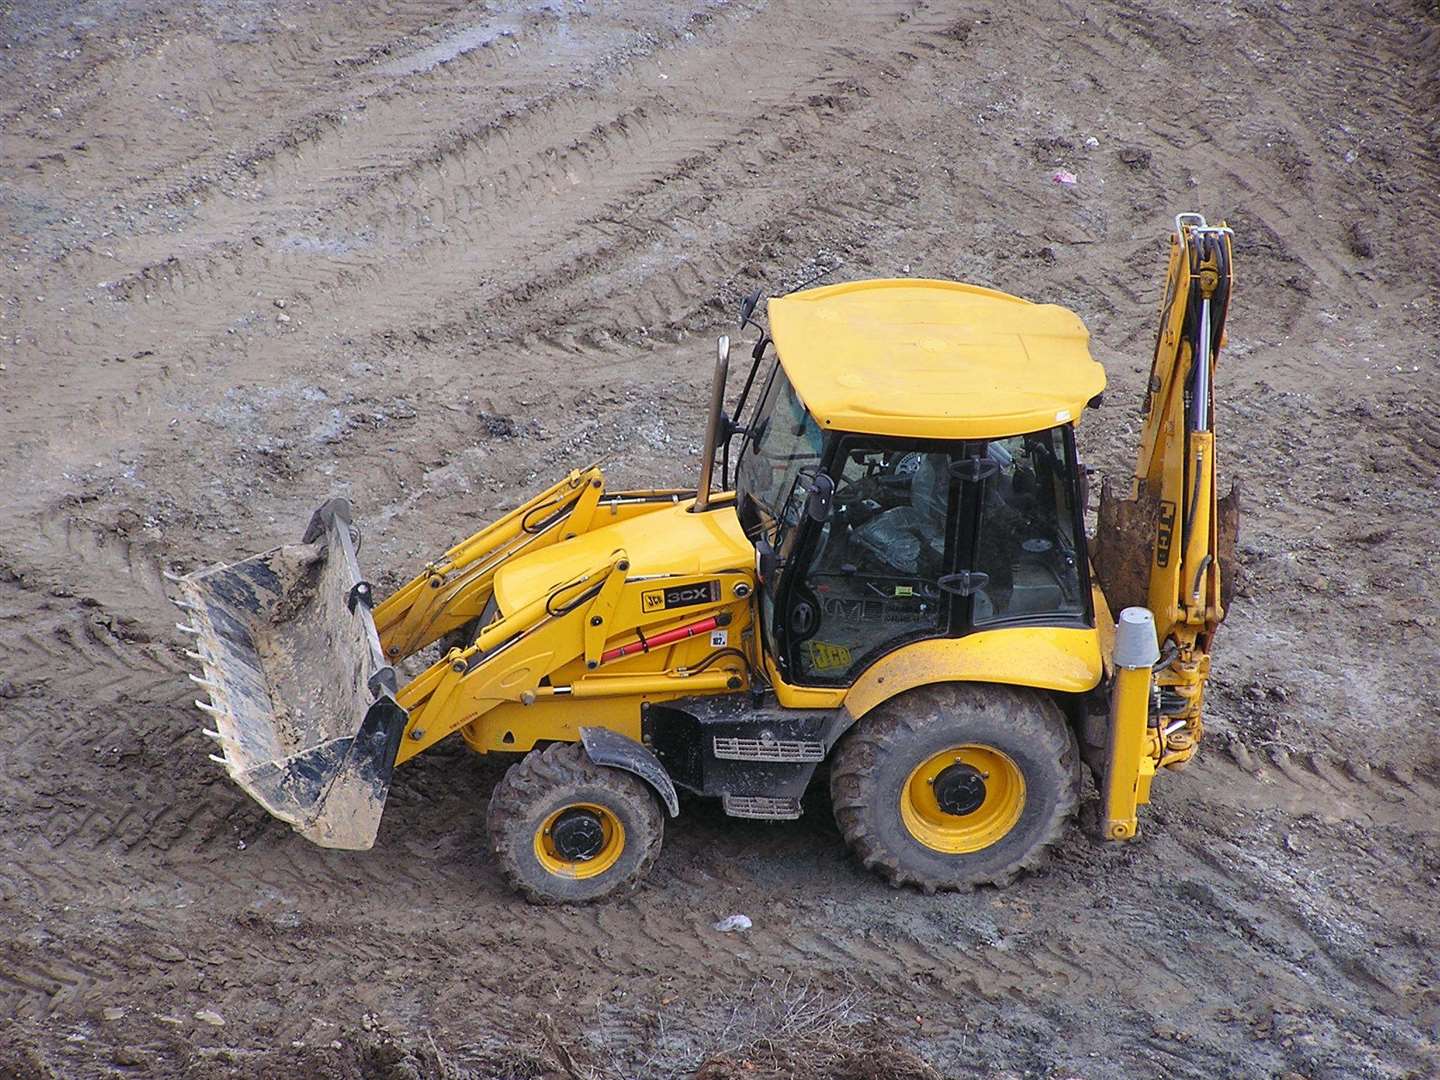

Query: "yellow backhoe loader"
<box><xmin>175</xmin><ymin>214</ymin><xmax>1238</xmax><ymax>902</ymax></box>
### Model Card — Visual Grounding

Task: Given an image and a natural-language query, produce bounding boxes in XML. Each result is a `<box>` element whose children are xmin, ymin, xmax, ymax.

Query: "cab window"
<box><xmin>970</xmin><ymin>429</ymin><xmax>1085</xmax><ymax>625</ymax></box>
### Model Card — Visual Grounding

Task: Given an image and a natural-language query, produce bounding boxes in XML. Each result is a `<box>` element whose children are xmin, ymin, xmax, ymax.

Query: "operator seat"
<box><xmin>850</xmin><ymin>454</ymin><xmax>948</xmax><ymax>575</ymax></box>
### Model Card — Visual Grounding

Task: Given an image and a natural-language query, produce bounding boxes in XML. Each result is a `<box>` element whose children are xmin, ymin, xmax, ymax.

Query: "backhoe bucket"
<box><xmin>175</xmin><ymin>499</ymin><xmax>407</xmax><ymax>850</ymax></box>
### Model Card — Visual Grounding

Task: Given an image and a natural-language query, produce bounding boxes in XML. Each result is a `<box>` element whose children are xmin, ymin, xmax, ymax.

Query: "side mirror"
<box><xmin>755</xmin><ymin>538</ymin><xmax>778</xmax><ymax>585</ymax></box>
<box><xmin>747</xmin><ymin>414</ymin><xmax>770</xmax><ymax>450</ymax></box>
<box><xmin>805</xmin><ymin>473</ymin><xmax>836</xmax><ymax>523</ymax></box>
<box><xmin>738</xmin><ymin>288</ymin><xmax>763</xmax><ymax>330</ymax></box>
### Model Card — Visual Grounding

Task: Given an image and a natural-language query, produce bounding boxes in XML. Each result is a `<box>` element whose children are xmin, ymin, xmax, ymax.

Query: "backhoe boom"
<box><xmin>1097</xmin><ymin>214</ymin><xmax>1237</xmax><ymax>838</ymax></box>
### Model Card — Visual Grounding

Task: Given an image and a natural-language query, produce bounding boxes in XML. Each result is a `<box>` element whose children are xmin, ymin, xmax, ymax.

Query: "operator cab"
<box><xmin>730</xmin><ymin>280</ymin><xmax>1106</xmax><ymax>686</ymax></box>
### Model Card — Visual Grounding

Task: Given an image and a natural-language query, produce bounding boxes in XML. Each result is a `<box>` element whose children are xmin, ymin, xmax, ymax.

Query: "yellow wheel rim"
<box><xmin>900</xmin><ymin>745</ymin><xmax>1025</xmax><ymax>854</ymax></box>
<box><xmin>533</xmin><ymin>804</ymin><xmax>626</xmax><ymax>879</ymax></box>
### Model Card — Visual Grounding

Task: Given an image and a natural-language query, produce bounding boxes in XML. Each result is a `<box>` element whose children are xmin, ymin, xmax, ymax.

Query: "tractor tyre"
<box><xmin>829</xmin><ymin>682</ymin><xmax>1079</xmax><ymax>892</ymax></box>
<box><xmin>487</xmin><ymin>741</ymin><xmax>663</xmax><ymax>904</ymax></box>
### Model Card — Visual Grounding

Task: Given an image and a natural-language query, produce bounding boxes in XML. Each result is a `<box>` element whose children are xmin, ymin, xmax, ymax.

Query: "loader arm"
<box><xmin>390</xmin><ymin>550</ymin><xmax>746</xmax><ymax>763</ymax></box>
<box><xmin>1095</xmin><ymin>214</ymin><xmax>1237</xmax><ymax>838</ymax></box>
<box><xmin>373</xmin><ymin>466</ymin><xmax>608</xmax><ymax>661</ymax></box>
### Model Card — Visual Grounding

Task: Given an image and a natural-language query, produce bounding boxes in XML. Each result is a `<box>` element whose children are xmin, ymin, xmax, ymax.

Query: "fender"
<box><xmin>579</xmin><ymin>726</ymin><xmax>680</xmax><ymax>817</ymax></box>
<box><xmin>842</xmin><ymin>626</ymin><xmax>1104</xmax><ymax>722</ymax></box>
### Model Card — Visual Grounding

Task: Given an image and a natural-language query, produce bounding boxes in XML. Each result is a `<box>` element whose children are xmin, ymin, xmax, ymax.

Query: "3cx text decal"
<box><xmin>641</xmin><ymin>580</ymin><xmax>720</xmax><ymax>613</ymax></box>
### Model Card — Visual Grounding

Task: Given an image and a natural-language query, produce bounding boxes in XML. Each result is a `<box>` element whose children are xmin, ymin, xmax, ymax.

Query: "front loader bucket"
<box><xmin>175</xmin><ymin>499</ymin><xmax>407</xmax><ymax>850</ymax></box>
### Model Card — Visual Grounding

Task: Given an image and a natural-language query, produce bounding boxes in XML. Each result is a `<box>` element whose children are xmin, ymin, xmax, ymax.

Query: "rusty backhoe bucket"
<box><xmin>174</xmin><ymin>499</ymin><xmax>407</xmax><ymax>850</ymax></box>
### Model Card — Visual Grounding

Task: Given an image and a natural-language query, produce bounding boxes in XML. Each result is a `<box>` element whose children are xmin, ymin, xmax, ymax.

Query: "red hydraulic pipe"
<box><xmin>601</xmin><ymin>616</ymin><xmax>720</xmax><ymax>664</ymax></box>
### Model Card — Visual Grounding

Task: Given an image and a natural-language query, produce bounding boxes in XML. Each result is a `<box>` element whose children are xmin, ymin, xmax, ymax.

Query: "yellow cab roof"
<box><xmin>767</xmin><ymin>278</ymin><xmax>1106</xmax><ymax>439</ymax></box>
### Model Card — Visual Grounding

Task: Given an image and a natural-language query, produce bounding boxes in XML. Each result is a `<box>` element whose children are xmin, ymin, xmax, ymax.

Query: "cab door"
<box><xmin>775</xmin><ymin>440</ymin><xmax>963</xmax><ymax>686</ymax></box>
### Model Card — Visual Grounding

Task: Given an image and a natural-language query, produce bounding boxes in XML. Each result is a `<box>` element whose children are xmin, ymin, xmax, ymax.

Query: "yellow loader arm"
<box><xmin>374</xmin><ymin>466</ymin><xmax>609</xmax><ymax>660</ymax></box>
<box><xmin>1095</xmin><ymin>214</ymin><xmax>1238</xmax><ymax>838</ymax></box>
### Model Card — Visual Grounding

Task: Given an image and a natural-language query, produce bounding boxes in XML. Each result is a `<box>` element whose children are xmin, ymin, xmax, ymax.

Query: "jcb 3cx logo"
<box><xmin>1156</xmin><ymin>500</ymin><xmax>1178</xmax><ymax>568</ymax></box>
<box><xmin>642</xmin><ymin>580</ymin><xmax>720</xmax><ymax>613</ymax></box>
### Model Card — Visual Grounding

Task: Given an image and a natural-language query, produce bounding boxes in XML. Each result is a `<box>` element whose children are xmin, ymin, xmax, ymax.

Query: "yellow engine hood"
<box><xmin>492</xmin><ymin>499</ymin><xmax>755</xmax><ymax>615</ymax></box>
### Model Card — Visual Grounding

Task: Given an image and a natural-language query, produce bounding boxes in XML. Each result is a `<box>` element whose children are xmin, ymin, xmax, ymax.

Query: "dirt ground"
<box><xmin>2</xmin><ymin>1</ymin><xmax>1438</xmax><ymax>1077</ymax></box>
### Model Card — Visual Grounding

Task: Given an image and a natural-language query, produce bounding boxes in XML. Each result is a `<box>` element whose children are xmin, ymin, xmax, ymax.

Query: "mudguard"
<box><xmin>579</xmin><ymin>726</ymin><xmax>680</xmax><ymax>817</ymax></box>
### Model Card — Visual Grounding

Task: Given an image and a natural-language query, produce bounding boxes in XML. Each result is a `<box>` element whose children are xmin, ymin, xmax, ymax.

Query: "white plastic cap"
<box><xmin>1114</xmin><ymin>607</ymin><xmax>1161</xmax><ymax>669</ymax></box>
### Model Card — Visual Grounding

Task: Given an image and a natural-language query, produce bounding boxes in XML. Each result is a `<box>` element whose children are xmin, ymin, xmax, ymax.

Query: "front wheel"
<box><xmin>487</xmin><ymin>742</ymin><xmax>663</xmax><ymax>904</ymax></box>
<box><xmin>829</xmin><ymin>682</ymin><xmax>1079</xmax><ymax>892</ymax></box>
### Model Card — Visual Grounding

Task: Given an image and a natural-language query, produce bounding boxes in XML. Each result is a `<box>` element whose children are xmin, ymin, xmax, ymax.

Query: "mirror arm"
<box><xmin>722</xmin><ymin>335</ymin><xmax>771</xmax><ymax>490</ymax></box>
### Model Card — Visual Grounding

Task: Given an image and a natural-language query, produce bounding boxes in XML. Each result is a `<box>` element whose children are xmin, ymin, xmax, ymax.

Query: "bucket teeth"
<box><xmin>176</xmin><ymin>603</ymin><xmax>227</xmax><ymax>765</ymax></box>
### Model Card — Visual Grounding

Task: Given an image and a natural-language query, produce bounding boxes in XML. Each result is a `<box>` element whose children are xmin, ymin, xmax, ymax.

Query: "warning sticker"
<box><xmin>710</xmin><ymin>629</ymin><xmax>728</xmax><ymax>648</ymax></box>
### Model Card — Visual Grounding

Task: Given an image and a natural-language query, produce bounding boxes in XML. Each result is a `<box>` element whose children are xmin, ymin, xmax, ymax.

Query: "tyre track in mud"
<box><xmin>35</xmin><ymin>3</ymin><xmax>711</xmax><ymax>294</ymax></box>
<box><xmin>8</xmin><ymin>1</ymin><xmax>946</xmax><ymax>456</ymax></box>
<box><xmin>3</xmin><ymin>675</ymin><xmax>1436</xmax><ymax>1022</ymax></box>
<box><xmin>0</xmin><ymin>509</ymin><xmax>262</xmax><ymax>869</ymax></box>
<box><xmin>12</xmin><ymin>5</ymin><xmax>748</xmax><ymax>332</ymax></box>
<box><xmin>2</xmin><ymin>1</ymin><xmax>476</xmax><ymax>200</ymax></box>
<box><xmin>4</xmin><ymin>739</ymin><xmax>1437</xmax><ymax>1080</ymax></box>
<box><xmin>1208</xmin><ymin>736</ymin><xmax>1440</xmax><ymax>829</ymax></box>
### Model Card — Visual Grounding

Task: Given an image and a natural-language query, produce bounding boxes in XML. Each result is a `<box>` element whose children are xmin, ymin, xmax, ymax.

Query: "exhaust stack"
<box><xmin>692</xmin><ymin>334</ymin><xmax>730</xmax><ymax>513</ymax></box>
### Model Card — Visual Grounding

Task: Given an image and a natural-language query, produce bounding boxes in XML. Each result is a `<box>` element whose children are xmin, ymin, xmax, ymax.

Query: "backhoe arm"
<box><xmin>1134</xmin><ymin>213</ymin><xmax>1234</xmax><ymax>651</ymax></box>
<box><xmin>1097</xmin><ymin>214</ymin><xmax>1237</xmax><ymax>839</ymax></box>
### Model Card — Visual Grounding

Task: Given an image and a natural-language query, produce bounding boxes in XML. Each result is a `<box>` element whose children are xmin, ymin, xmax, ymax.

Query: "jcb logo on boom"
<box><xmin>642</xmin><ymin>581</ymin><xmax>720</xmax><ymax>613</ymax></box>
<box><xmin>1155</xmin><ymin>500</ymin><xmax>1178</xmax><ymax>568</ymax></box>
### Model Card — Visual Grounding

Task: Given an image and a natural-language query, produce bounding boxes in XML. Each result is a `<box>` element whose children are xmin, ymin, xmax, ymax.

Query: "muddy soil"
<box><xmin>2</xmin><ymin>1</ymin><xmax>1437</xmax><ymax>1077</ymax></box>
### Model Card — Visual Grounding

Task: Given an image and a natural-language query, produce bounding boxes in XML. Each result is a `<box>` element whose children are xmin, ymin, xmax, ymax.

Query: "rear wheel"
<box><xmin>487</xmin><ymin>742</ymin><xmax>663</xmax><ymax>904</ymax></box>
<box><xmin>830</xmin><ymin>683</ymin><xmax>1079</xmax><ymax>892</ymax></box>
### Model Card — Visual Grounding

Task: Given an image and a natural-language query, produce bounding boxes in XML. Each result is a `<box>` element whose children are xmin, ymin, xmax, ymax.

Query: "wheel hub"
<box><xmin>932</xmin><ymin>763</ymin><xmax>987</xmax><ymax>816</ymax></box>
<box><xmin>548</xmin><ymin>808</ymin><xmax>606</xmax><ymax>862</ymax></box>
<box><xmin>900</xmin><ymin>744</ymin><xmax>1026</xmax><ymax>854</ymax></box>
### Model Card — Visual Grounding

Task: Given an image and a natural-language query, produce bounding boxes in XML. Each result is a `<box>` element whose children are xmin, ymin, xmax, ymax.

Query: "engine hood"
<box><xmin>491</xmin><ymin>499</ymin><xmax>755</xmax><ymax>615</ymax></box>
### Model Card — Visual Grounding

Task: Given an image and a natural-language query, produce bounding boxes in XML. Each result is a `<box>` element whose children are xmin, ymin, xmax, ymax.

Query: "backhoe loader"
<box><xmin>176</xmin><ymin>214</ymin><xmax>1238</xmax><ymax>902</ymax></box>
